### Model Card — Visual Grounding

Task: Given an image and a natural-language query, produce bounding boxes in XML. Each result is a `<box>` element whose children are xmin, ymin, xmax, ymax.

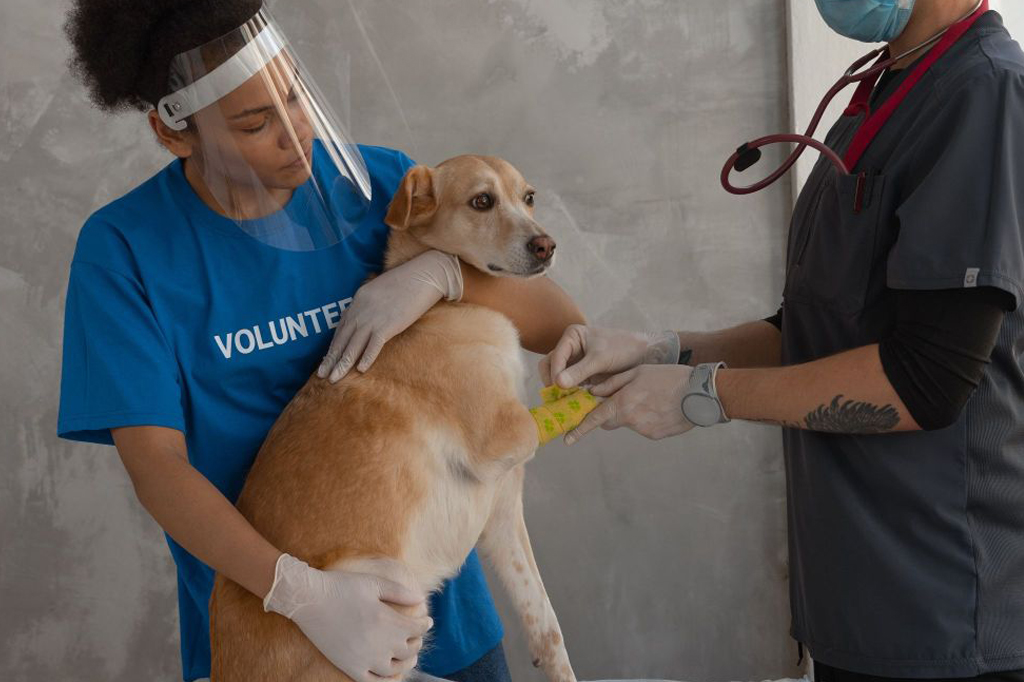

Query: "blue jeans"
<box><xmin>445</xmin><ymin>643</ymin><xmax>512</xmax><ymax>682</ymax></box>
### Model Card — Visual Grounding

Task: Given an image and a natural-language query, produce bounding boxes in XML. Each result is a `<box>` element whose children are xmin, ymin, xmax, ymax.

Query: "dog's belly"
<box><xmin>390</xmin><ymin>307</ymin><xmax>533</xmax><ymax>591</ymax></box>
<box><xmin>342</xmin><ymin>306</ymin><xmax>533</xmax><ymax>592</ymax></box>
<box><xmin>398</xmin><ymin>431</ymin><xmax>503</xmax><ymax>591</ymax></box>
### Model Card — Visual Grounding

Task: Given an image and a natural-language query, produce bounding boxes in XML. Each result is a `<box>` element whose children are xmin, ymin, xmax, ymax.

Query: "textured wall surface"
<box><xmin>1</xmin><ymin>1</ymin><xmax>795</xmax><ymax>680</ymax></box>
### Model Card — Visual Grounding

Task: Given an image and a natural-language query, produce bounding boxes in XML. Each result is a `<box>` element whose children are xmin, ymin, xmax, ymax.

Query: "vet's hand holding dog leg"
<box><xmin>546</xmin><ymin>320</ymin><xmax>926</xmax><ymax>445</ymax></box>
<box><xmin>541</xmin><ymin>320</ymin><xmax>784</xmax><ymax>444</ymax></box>
<box><xmin>538</xmin><ymin>325</ymin><xmax>683</xmax><ymax>390</ymax></box>
<box><xmin>542</xmin><ymin>322</ymin><xmax>781</xmax><ymax>390</ymax></box>
<box><xmin>111</xmin><ymin>427</ymin><xmax>431</xmax><ymax>682</ymax></box>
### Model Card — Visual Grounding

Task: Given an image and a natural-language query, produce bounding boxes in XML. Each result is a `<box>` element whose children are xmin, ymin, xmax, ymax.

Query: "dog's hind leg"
<box><xmin>477</xmin><ymin>465</ymin><xmax>576</xmax><ymax>682</ymax></box>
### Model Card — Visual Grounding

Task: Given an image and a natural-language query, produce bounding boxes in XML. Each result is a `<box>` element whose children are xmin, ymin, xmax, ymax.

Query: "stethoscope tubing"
<box><xmin>720</xmin><ymin>134</ymin><xmax>852</xmax><ymax>196</ymax></box>
<box><xmin>721</xmin><ymin>0</ymin><xmax>985</xmax><ymax>196</ymax></box>
<box><xmin>721</xmin><ymin>47</ymin><xmax>887</xmax><ymax>195</ymax></box>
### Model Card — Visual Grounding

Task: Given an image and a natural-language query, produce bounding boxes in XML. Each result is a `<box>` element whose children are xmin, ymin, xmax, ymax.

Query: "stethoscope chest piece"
<box><xmin>733</xmin><ymin>144</ymin><xmax>762</xmax><ymax>173</ymax></box>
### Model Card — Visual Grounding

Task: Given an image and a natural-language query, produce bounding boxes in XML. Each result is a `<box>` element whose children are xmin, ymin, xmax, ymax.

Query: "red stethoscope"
<box><xmin>721</xmin><ymin>0</ymin><xmax>989</xmax><ymax>195</ymax></box>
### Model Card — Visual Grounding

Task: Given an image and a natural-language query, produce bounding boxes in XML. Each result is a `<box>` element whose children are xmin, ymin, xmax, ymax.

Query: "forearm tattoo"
<box><xmin>679</xmin><ymin>348</ymin><xmax>693</xmax><ymax>365</ymax></box>
<box><xmin>803</xmin><ymin>395</ymin><xmax>900</xmax><ymax>434</ymax></box>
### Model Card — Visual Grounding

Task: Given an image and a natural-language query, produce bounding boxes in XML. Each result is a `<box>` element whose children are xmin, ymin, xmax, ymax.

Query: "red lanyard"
<box><xmin>842</xmin><ymin>0</ymin><xmax>989</xmax><ymax>171</ymax></box>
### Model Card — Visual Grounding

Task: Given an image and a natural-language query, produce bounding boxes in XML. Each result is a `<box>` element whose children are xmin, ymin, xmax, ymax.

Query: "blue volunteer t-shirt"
<box><xmin>57</xmin><ymin>142</ymin><xmax>503</xmax><ymax>680</ymax></box>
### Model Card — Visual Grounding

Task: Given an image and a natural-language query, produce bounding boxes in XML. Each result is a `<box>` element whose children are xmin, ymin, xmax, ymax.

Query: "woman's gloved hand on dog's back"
<box><xmin>263</xmin><ymin>553</ymin><xmax>432</xmax><ymax>682</ymax></box>
<box><xmin>318</xmin><ymin>250</ymin><xmax>463</xmax><ymax>383</ymax></box>
<box><xmin>540</xmin><ymin>325</ymin><xmax>682</xmax><ymax>389</ymax></box>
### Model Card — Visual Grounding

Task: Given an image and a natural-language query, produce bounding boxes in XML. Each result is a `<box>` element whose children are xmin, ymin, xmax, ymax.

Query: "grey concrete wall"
<box><xmin>1</xmin><ymin>1</ymin><xmax>795</xmax><ymax>680</ymax></box>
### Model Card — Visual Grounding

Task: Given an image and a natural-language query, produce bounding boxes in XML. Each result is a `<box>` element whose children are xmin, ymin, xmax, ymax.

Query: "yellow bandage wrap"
<box><xmin>529</xmin><ymin>386</ymin><xmax>599</xmax><ymax>445</ymax></box>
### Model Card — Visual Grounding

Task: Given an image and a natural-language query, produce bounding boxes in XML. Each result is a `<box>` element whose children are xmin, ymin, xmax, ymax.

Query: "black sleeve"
<box><xmin>879</xmin><ymin>287</ymin><xmax>1013</xmax><ymax>431</ymax></box>
<box><xmin>763</xmin><ymin>304</ymin><xmax>783</xmax><ymax>332</ymax></box>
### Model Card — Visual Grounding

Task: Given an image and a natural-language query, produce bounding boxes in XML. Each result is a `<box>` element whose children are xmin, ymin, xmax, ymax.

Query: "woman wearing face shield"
<box><xmin>544</xmin><ymin>2</ymin><xmax>1024</xmax><ymax>681</ymax></box>
<box><xmin>57</xmin><ymin>2</ymin><xmax>584</xmax><ymax>681</ymax></box>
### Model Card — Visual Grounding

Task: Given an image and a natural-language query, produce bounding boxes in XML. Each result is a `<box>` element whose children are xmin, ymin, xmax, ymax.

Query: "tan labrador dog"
<box><xmin>209</xmin><ymin>155</ymin><xmax>576</xmax><ymax>682</ymax></box>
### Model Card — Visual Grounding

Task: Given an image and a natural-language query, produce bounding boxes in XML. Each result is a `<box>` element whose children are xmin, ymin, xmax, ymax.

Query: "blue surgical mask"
<box><xmin>814</xmin><ymin>0</ymin><xmax>917</xmax><ymax>43</ymax></box>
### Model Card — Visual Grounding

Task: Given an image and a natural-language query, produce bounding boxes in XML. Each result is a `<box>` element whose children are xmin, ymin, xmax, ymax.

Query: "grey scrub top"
<box><xmin>782</xmin><ymin>11</ymin><xmax>1024</xmax><ymax>678</ymax></box>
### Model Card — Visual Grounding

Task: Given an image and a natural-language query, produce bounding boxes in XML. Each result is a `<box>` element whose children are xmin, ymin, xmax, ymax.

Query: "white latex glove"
<box><xmin>539</xmin><ymin>325</ymin><xmax>681</xmax><ymax>389</ymax></box>
<box><xmin>318</xmin><ymin>250</ymin><xmax>463</xmax><ymax>383</ymax></box>
<box><xmin>263</xmin><ymin>553</ymin><xmax>432</xmax><ymax>682</ymax></box>
<box><xmin>563</xmin><ymin>364</ymin><xmax>695</xmax><ymax>445</ymax></box>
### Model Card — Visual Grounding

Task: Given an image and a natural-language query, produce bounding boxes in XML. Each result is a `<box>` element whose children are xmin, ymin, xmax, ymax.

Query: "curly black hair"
<box><xmin>65</xmin><ymin>0</ymin><xmax>264</xmax><ymax>113</ymax></box>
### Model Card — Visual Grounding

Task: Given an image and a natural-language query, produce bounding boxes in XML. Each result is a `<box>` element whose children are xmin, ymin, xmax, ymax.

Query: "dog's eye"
<box><xmin>524</xmin><ymin>192</ymin><xmax>535</xmax><ymax>207</ymax></box>
<box><xmin>470</xmin><ymin>193</ymin><xmax>494</xmax><ymax>211</ymax></box>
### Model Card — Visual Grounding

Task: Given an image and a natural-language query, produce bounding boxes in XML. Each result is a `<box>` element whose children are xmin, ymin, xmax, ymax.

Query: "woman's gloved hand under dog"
<box><xmin>540</xmin><ymin>325</ymin><xmax>682</xmax><ymax>388</ymax></box>
<box><xmin>263</xmin><ymin>553</ymin><xmax>433</xmax><ymax>682</ymax></box>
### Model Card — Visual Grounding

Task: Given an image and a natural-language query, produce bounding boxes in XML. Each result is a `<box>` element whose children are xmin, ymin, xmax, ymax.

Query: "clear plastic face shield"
<box><xmin>157</xmin><ymin>7</ymin><xmax>371</xmax><ymax>251</ymax></box>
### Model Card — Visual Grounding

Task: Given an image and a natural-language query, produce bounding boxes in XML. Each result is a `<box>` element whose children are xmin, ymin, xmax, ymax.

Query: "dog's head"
<box><xmin>383</xmin><ymin>155</ymin><xmax>555</xmax><ymax>278</ymax></box>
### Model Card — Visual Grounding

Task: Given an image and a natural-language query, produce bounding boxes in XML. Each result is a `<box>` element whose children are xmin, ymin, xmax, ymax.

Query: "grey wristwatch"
<box><xmin>681</xmin><ymin>362</ymin><xmax>731</xmax><ymax>427</ymax></box>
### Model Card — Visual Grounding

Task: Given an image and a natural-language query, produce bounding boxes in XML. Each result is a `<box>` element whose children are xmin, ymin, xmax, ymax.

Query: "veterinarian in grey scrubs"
<box><xmin>543</xmin><ymin>2</ymin><xmax>1024</xmax><ymax>682</ymax></box>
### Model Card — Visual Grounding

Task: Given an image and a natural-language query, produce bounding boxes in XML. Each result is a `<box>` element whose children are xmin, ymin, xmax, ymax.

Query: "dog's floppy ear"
<box><xmin>384</xmin><ymin>165</ymin><xmax>437</xmax><ymax>230</ymax></box>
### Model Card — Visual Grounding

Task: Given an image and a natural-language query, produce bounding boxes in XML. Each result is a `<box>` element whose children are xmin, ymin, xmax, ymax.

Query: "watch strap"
<box><xmin>682</xmin><ymin>361</ymin><xmax>731</xmax><ymax>426</ymax></box>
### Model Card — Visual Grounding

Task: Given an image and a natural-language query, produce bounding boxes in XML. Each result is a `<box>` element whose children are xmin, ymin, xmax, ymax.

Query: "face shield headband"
<box><xmin>155</xmin><ymin>7</ymin><xmax>373</xmax><ymax>251</ymax></box>
<box><xmin>157</xmin><ymin>21</ymin><xmax>286</xmax><ymax>131</ymax></box>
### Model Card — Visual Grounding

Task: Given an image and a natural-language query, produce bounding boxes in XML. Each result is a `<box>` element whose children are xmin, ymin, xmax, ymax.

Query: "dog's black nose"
<box><xmin>527</xmin><ymin>235</ymin><xmax>556</xmax><ymax>262</ymax></box>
